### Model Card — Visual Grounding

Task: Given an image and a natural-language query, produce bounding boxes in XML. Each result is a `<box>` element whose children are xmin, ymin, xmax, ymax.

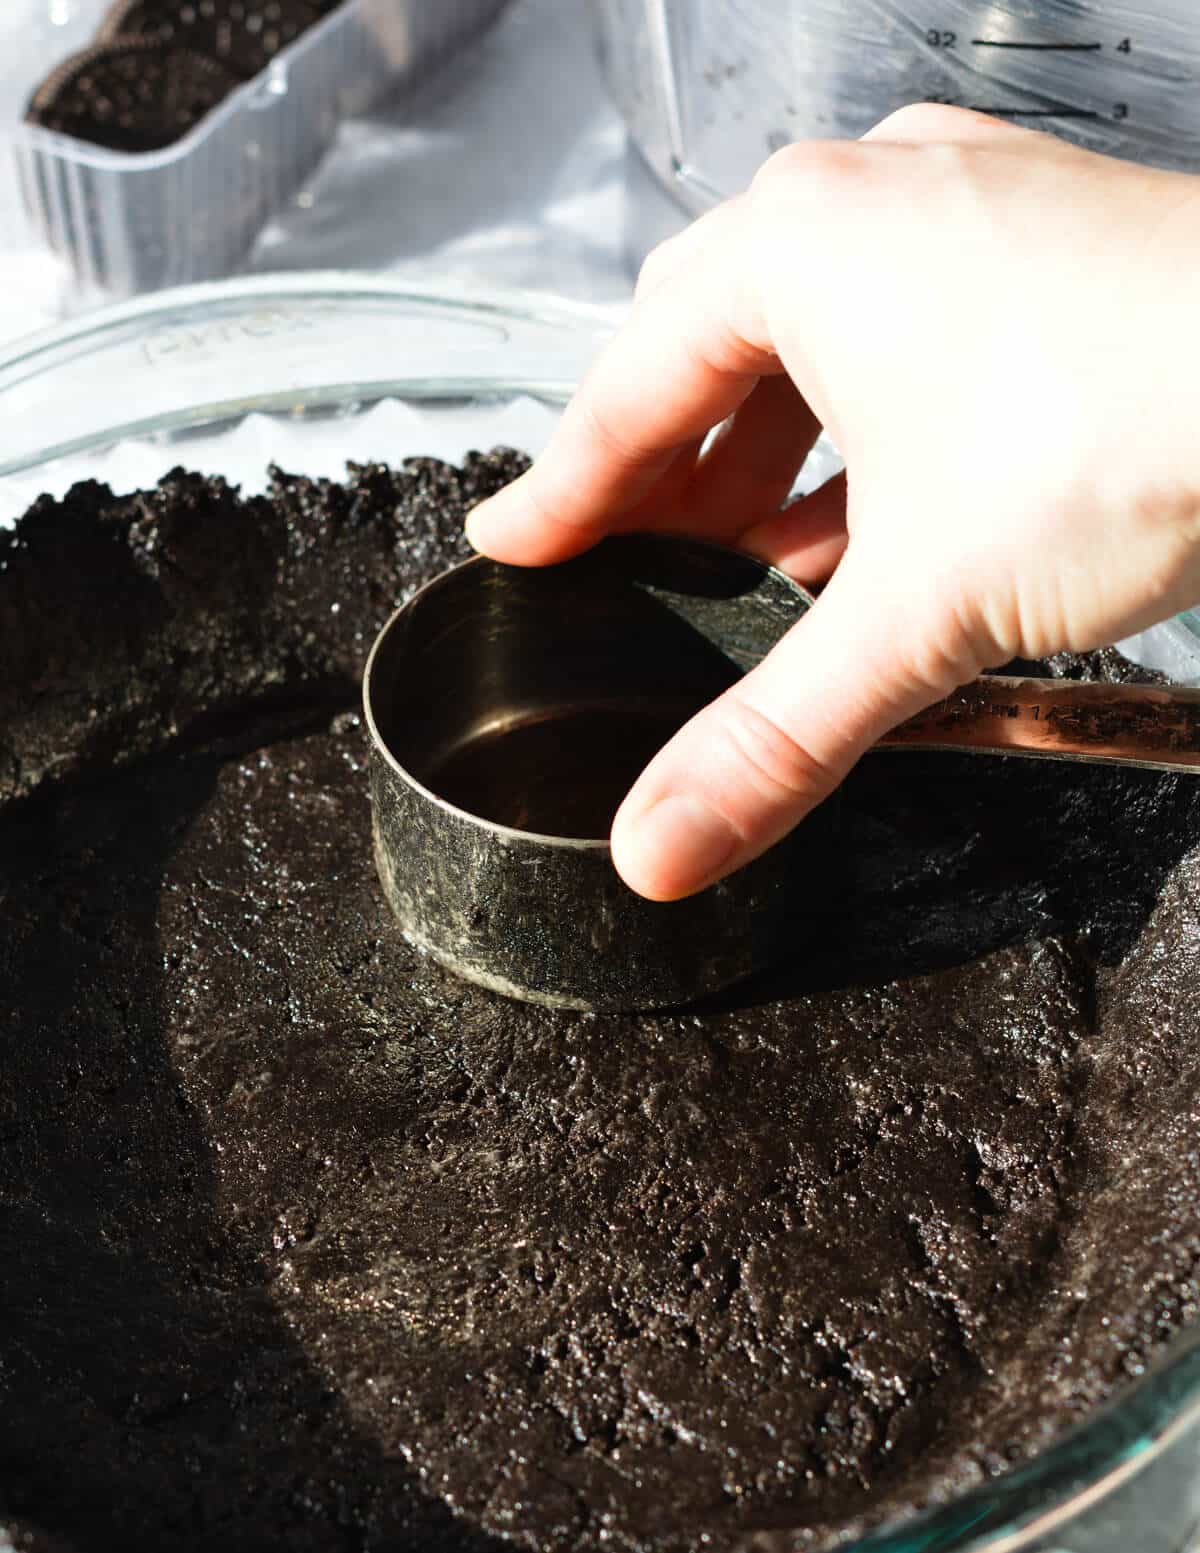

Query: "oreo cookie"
<box><xmin>98</xmin><ymin>0</ymin><xmax>324</xmax><ymax>81</ymax></box>
<box><xmin>26</xmin><ymin>38</ymin><xmax>240</xmax><ymax>152</ymax></box>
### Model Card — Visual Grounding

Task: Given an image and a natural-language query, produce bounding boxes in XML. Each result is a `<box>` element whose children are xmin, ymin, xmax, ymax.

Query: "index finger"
<box><xmin>464</xmin><ymin>221</ymin><xmax>781</xmax><ymax>565</ymax></box>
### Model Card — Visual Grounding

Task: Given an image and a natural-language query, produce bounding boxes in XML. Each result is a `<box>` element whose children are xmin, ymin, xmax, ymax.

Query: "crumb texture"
<box><xmin>1</xmin><ymin>458</ymin><xmax>1199</xmax><ymax>1553</ymax></box>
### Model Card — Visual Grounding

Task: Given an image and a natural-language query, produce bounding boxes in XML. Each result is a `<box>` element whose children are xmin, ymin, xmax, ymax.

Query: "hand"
<box><xmin>465</xmin><ymin>106</ymin><xmax>1200</xmax><ymax>901</ymax></box>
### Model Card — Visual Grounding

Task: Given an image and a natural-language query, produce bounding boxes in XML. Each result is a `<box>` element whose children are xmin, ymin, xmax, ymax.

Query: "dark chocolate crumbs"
<box><xmin>1</xmin><ymin>455</ymin><xmax>1199</xmax><ymax>1553</ymax></box>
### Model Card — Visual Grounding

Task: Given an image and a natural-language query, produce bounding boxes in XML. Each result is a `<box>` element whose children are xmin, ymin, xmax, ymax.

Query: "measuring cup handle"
<box><xmin>876</xmin><ymin>674</ymin><xmax>1200</xmax><ymax>773</ymax></box>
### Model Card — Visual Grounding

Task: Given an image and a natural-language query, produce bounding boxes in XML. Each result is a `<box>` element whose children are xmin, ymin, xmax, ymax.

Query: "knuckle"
<box><xmin>634</xmin><ymin>197</ymin><xmax>740</xmax><ymax>300</ymax></box>
<box><xmin>634</xmin><ymin>237</ymin><xmax>677</xmax><ymax>299</ymax></box>
<box><xmin>576</xmin><ymin>394</ymin><xmax>647</xmax><ymax>469</ymax></box>
<box><xmin>974</xmin><ymin>592</ymin><xmax>1031</xmax><ymax>664</ymax></box>
<box><xmin>513</xmin><ymin>463</ymin><xmax>579</xmax><ymax>537</ymax></box>
<box><xmin>886</xmin><ymin>579</ymin><xmax>991</xmax><ymax>693</ymax></box>
<box><xmin>893</xmin><ymin>632</ymin><xmax>977</xmax><ymax>699</ymax></box>
<box><xmin>872</xmin><ymin>101</ymin><xmax>970</xmax><ymax>141</ymax></box>
<box><xmin>714</xmin><ymin>691</ymin><xmax>838</xmax><ymax>811</ymax></box>
<box><xmin>749</xmin><ymin>139</ymin><xmax>860</xmax><ymax>207</ymax></box>
<box><xmin>749</xmin><ymin>142</ymin><xmax>802</xmax><ymax>195</ymax></box>
<box><xmin>872</xmin><ymin>100</ymin><xmax>1018</xmax><ymax>143</ymax></box>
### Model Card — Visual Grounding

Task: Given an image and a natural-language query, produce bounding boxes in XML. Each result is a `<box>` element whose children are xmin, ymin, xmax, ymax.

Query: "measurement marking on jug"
<box><xmin>966</xmin><ymin>107</ymin><xmax>1104</xmax><ymax>120</ymax></box>
<box><xmin>970</xmin><ymin>40</ymin><xmax>1103</xmax><ymax>52</ymax></box>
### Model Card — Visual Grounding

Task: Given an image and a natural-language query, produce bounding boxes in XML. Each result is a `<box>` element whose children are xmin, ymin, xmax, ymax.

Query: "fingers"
<box><xmin>633</xmin><ymin>197</ymin><xmax>743</xmax><ymax>303</ymax></box>
<box><xmin>467</xmin><ymin>108</ymin><xmax>1045</xmax><ymax>570</ymax></box>
<box><xmin>740</xmin><ymin>471</ymin><xmax>849</xmax><ymax>587</ymax></box>
<box><xmin>663</xmin><ymin>373</ymin><xmax>822</xmax><ymax>543</ymax></box>
<box><xmin>588</xmin><ymin>372</ymin><xmax>822</xmax><ymax>548</ymax></box>
<box><xmin>610</xmin><ymin>547</ymin><xmax>972</xmax><ymax>900</ymax></box>
<box><xmin>464</xmin><ymin>219</ymin><xmax>778</xmax><ymax>565</ymax></box>
<box><xmin>465</xmin><ymin>202</ymin><xmax>748</xmax><ymax>561</ymax></box>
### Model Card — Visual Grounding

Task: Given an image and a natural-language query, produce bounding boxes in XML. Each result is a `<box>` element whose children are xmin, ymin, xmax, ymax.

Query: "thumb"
<box><xmin>610</xmin><ymin>551</ymin><xmax>974</xmax><ymax>900</ymax></box>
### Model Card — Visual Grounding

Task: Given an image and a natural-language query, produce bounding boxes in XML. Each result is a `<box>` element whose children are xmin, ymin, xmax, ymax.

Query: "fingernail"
<box><xmin>621</xmin><ymin>794</ymin><xmax>738</xmax><ymax>900</ymax></box>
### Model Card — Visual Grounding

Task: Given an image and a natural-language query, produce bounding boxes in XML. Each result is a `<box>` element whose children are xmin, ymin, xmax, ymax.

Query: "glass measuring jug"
<box><xmin>592</xmin><ymin>0</ymin><xmax>1200</xmax><ymax>213</ymax></box>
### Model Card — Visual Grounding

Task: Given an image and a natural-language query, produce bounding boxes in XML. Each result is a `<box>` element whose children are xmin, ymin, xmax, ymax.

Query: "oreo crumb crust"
<box><xmin>1</xmin><ymin>456</ymin><xmax>1199</xmax><ymax>1553</ymax></box>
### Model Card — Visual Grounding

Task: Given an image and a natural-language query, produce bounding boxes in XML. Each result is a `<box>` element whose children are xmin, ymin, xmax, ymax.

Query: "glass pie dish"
<box><xmin>1</xmin><ymin>272</ymin><xmax>1200</xmax><ymax>1553</ymax></box>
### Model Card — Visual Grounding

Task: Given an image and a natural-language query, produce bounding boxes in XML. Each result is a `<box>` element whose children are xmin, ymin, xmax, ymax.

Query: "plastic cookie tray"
<box><xmin>3</xmin><ymin>0</ymin><xmax>508</xmax><ymax>294</ymax></box>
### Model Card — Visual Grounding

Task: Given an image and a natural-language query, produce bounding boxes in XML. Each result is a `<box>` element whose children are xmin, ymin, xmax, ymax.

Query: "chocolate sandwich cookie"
<box><xmin>98</xmin><ymin>0</ymin><xmax>324</xmax><ymax>81</ymax></box>
<box><xmin>25</xmin><ymin>38</ymin><xmax>239</xmax><ymax>151</ymax></box>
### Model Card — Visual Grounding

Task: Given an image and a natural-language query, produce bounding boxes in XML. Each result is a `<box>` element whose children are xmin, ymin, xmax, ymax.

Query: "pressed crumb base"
<box><xmin>1</xmin><ymin>458</ymin><xmax>1199</xmax><ymax>1553</ymax></box>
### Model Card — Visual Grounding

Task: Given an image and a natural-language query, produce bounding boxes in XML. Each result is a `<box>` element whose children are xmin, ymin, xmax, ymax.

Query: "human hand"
<box><xmin>465</xmin><ymin>106</ymin><xmax>1200</xmax><ymax>901</ymax></box>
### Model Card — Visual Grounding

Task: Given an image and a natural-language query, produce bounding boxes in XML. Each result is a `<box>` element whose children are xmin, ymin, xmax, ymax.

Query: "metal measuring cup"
<box><xmin>362</xmin><ymin>535</ymin><xmax>820</xmax><ymax>1011</ymax></box>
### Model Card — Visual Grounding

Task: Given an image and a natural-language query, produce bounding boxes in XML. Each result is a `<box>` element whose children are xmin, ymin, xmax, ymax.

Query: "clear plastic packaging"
<box><xmin>5</xmin><ymin>0</ymin><xmax>507</xmax><ymax>295</ymax></box>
